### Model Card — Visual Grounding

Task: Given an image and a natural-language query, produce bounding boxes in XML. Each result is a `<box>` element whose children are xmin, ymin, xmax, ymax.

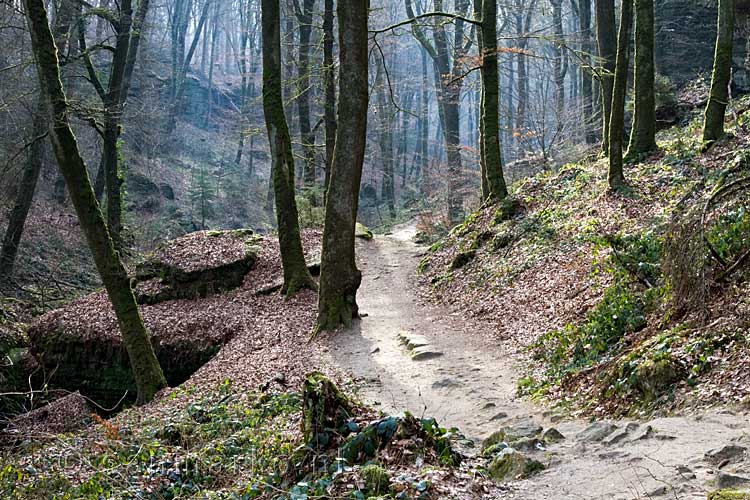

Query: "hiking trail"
<box><xmin>327</xmin><ymin>224</ymin><xmax>750</xmax><ymax>499</ymax></box>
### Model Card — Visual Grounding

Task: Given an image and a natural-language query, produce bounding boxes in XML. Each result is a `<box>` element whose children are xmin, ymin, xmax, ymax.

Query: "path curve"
<box><xmin>327</xmin><ymin>228</ymin><xmax>750</xmax><ymax>500</ymax></box>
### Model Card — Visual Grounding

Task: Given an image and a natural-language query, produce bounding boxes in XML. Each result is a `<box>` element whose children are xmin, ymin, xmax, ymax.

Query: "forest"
<box><xmin>1</xmin><ymin>0</ymin><xmax>750</xmax><ymax>498</ymax></box>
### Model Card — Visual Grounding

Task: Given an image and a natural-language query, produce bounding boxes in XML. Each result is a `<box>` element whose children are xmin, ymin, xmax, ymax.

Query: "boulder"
<box><xmin>706</xmin><ymin>445</ymin><xmax>747</xmax><ymax>466</ymax></box>
<box><xmin>487</xmin><ymin>448</ymin><xmax>545</xmax><ymax>482</ymax></box>
<box><xmin>355</xmin><ymin>223</ymin><xmax>374</xmax><ymax>240</ymax></box>
<box><xmin>576</xmin><ymin>421</ymin><xmax>618</xmax><ymax>442</ymax></box>
<box><xmin>717</xmin><ymin>473</ymin><xmax>750</xmax><ymax>490</ymax></box>
<box><xmin>135</xmin><ymin>229</ymin><xmax>260</xmax><ymax>304</ymax></box>
<box><xmin>28</xmin><ymin>230</ymin><xmax>261</xmax><ymax>405</ymax></box>
<box><xmin>635</xmin><ymin>357</ymin><xmax>683</xmax><ymax>399</ymax></box>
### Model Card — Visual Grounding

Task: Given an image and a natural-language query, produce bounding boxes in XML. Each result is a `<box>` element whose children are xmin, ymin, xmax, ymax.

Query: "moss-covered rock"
<box><xmin>635</xmin><ymin>356</ymin><xmax>683</xmax><ymax>399</ymax></box>
<box><xmin>360</xmin><ymin>464</ymin><xmax>391</xmax><ymax>495</ymax></box>
<box><xmin>134</xmin><ymin>229</ymin><xmax>260</xmax><ymax>304</ymax></box>
<box><xmin>301</xmin><ymin>371</ymin><xmax>354</xmax><ymax>448</ymax></box>
<box><xmin>355</xmin><ymin>223</ymin><xmax>374</xmax><ymax>240</ymax></box>
<box><xmin>487</xmin><ymin>448</ymin><xmax>545</xmax><ymax>481</ymax></box>
<box><xmin>708</xmin><ymin>490</ymin><xmax>750</xmax><ymax>500</ymax></box>
<box><xmin>450</xmin><ymin>250</ymin><xmax>476</xmax><ymax>270</ymax></box>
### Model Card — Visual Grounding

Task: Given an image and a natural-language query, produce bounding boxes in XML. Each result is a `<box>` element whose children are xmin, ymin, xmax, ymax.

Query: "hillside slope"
<box><xmin>417</xmin><ymin>97</ymin><xmax>750</xmax><ymax>418</ymax></box>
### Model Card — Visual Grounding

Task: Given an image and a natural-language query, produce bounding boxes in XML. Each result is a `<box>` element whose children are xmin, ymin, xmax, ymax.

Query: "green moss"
<box><xmin>708</xmin><ymin>490</ymin><xmax>750</xmax><ymax>500</ymax></box>
<box><xmin>355</xmin><ymin>222</ymin><xmax>374</xmax><ymax>240</ymax></box>
<box><xmin>361</xmin><ymin>464</ymin><xmax>391</xmax><ymax>495</ymax></box>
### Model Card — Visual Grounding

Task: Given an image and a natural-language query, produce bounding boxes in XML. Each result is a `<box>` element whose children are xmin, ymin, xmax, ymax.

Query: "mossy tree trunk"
<box><xmin>596</xmin><ymin>0</ymin><xmax>617</xmax><ymax>154</ymax></box>
<box><xmin>23</xmin><ymin>0</ymin><xmax>167</xmax><ymax>404</ymax></box>
<box><xmin>607</xmin><ymin>0</ymin><xmax>633</xmax><ymax>191</ymax></box>
<box><xmin>315</xmin><ymin>0</ymin><xmax>369</xmax><ymax>334</ymax></box>
<box><xmin>703</xmin><ymin>0</ymin><xmax>735</xmax><ymax>145</ymax></box>
<box><xmin>261</xmin><ymin>0</ymin><xmax>317</xmax><ymax>297</ymax></box>
<box><xmin>322</xmin><ymin>0</ymin><xmax>336</xmax><ymax>192</ymax></box>
<box><xmin>626</xmin><ymin>0</ymin><xmax>657</xmax><ymax>159</ymax></box>
<box><xmin>478</xmin><ymin>0</ymin><xmax>508</xmax><ymax>202</ymax></box>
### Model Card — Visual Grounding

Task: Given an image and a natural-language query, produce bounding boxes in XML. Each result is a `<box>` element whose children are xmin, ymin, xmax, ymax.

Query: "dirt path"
<box><xmin>328</xmin><ymin>227</ymin><xmax>750</xmax><ymax>499</ymax></box>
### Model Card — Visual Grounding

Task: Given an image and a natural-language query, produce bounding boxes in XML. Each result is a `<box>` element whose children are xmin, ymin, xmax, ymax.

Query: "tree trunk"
<box><xmin>626</xmin><ymin>0</ymin><xmax>657</xmax><ymax>158</ymax></box>
<box><xmin>23</xmin><ymin>0</ymin><xmax>166</xmax><ymax>404</ymax></box>
<box><xmin>322</xmin><ymin>0</ymin><xmax>336</xmax><ymax>193</ymax></box>
<box><xmin>551</xmin><ymin>0</ymin><xmax>568</xmax><ymax>136</ymax></box>
<box><xmin>0</xmin><ymin>107</ymin><xmax>46</xmax><ymax>279</ymax></box>
<box><xmin>608</xmin><ymin>0</ymin><xmax>633</xmax><ymax>190</ymax></box>
<box><xmin>596</xmin><ymin>0</ymin><xmax>617</xmax><ymax>154</ymax></box>
<box><xmin>315</xmin><ymin>0</ymin><xmax>369</xmax><ymax>334</ymax></box>
<box><xmin>205</xmin><ymin>0</ymin><xmax>220</xmax><ymax>127</ymax></box>
<box><xmin>479</xmin><ymin>0</ymin><xmax>508</xmax><ymax>202</ymax></box>
<box><xmin>580</xmin><ymin>0</ymin><xmax>596</xmax><ymax>144</ymax></box>
<box><xmin>703</xmin><ymin>0</ymin><xmax>735</xmax><ymax>145</ymax></box>
<box><xmin>261</xmin><ymin>0</ymin><xmax>316</xmax><ymax>296</ymax></box>
<box><xmin>296</xmin><ymin>0</ymin><xmax>317</xmax><ymax>188</ymax></box>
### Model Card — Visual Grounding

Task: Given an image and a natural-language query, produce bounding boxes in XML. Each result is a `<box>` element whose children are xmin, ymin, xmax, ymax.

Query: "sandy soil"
<box><xmin>327</xmin><ymin>224</ymin><xmax>750</xmax><ymax>499</ymax></box>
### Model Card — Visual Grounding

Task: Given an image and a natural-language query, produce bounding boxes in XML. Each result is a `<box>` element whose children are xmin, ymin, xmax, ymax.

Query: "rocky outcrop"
<box><xmin>28</xmin><ymin>230</ymin><xmax>261</xmax><ymax>405</ymax></box>
<box><xmin>134</xmin><ymin>229</ymin><xmax>260</xmax><ymax>304</ymax></box>
<box><xmin>656</xmin><ymin>0</ymin><xmax>749</xmax><ymax>91</ymax></box>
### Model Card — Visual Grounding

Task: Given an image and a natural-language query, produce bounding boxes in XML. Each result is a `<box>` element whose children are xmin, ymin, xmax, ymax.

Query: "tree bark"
<box><xmin>261</xmin><ymin>0</ymin><xmax>317</xmax><ymax>296</ymax></box>
<box><xmin>626</xmin><ymin>0</ymin><xmax>657</xmax><ymax>158</ymax></box>
<box><xmin>596</xmin><ymin>0</ymin><xmax>617</xmax><ymax>154</ymax></box>
<box><xmin>296</xmin><ymin>0</ymin><xmax>317</xmax><ymax>188</ymax></box>
<box><xmin>315</xmin><ymin>0</ymin><xmax>369</xmax><ymax>334</ymax></box>
<box><xmin>374</xmin><ymin>54</ymin><xmax>396</xmax><ymax>218</ymax></box>
<box><xmin>703</xmin><ymin>0</ymin><xmax>735</xmax><ymax>145</ymax></box>
<box><xmin>23</xmin><ymin>0</ymin><xmax>166</xmax><ymax>404</ymax></box>
<box><xmin>580</xmin><ymin>0</ymin><xmax>596</xmax><ymax>144</ymax></box>
<box><xmin>322</xmin><ymin>0</ymin><xmax>336</xmax><ymax>193</ymax></box>
<box><xmin>608</xmin><ymin>0</ymin><xmax>633</xmax><ymax>190</ymax></box>
<box><xmin>479</xmin><ymin>0</ymin><xmax>508</xmax><ymax>202</ymax></box>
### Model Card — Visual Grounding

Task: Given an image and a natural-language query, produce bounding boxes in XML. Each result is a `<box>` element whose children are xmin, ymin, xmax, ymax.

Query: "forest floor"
<box><xmin>333</xmin><ymin>224</ymin><xmax>750</xmax><ymax>499</ymax></box>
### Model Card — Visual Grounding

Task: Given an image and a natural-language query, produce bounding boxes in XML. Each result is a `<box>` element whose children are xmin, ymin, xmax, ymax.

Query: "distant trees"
<box><xmin>23</xmin><ymin>0</ymin><xmax>166</xmax><ymax>404</ymax></box>
<box><xmin>703</xmin><ymin>0</ymin><xmax>736</xmax><ymax>145</ymax></box>
<box><xmin>0</xmin><ymin>0</ymin><xmax>78</xmax><ymax>279</ymax></box>
<box><xmin>261</xmin><ymin>0</ymin><xmax>317</xmax><ymax>296</ymax></box>
<box><xmin>405</xmin><ymin>0</ymin><xmax>472</xmax><ymax>224</ymax></box>
<box><xmin>316</xmin><ymin>0</ymin><xmax>369</xmax><ymax>333</ymax></box>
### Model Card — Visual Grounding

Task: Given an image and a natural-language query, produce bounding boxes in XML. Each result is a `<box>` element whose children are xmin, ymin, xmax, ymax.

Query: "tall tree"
<box><xmin>581</xmin><ymin>0</ymin><xmax>595</xmax><ymax>144</ymax></box>
<box><xmin>607</xmin><ymin>0</ymin><xmax>633</xmax><ymax>190</ymax></box>
<box><xmin>316</xmin><ymin>0</ymin><xmax>369</xmax><ymax>333</ymax></box>
<box><xmin>550</xmin><ymin>0</ymin><xmax>568</xmax><ymax>135</ymax></box>
<box><xmin>595</xmin><ymin>0</ymin><xmax>616</xmax><ymax>154</ymax></box>
<box><xmin>294</xmin><ymin>0</ymin><xmax>317</xmax><ymax>188</ymax></box>
<box><xmin>322</xmin><ymin>0</ymin><xmax>336</xmax><ymax>191</ymax></box>
<box><xmin>23</xmin><ymin>0</ymin><xmax>166</xmax><ymax>404</ymax></box>
<box><xmin>478</xmin><ymin>0</ymin><xmax>508</xmax><ymax>202</ymax></box>
<box><xmin>703</xmin><ymin>0</ymin><xmax>735</xmax><ymax>145</ymax></box>
<box><xmin>626</xmin><ymin>0</ymin><xmax>657</xmax><ymax>158</ymax></box>
<box><xmin>79</xmin><ymin>0</ymin><xmax>153</xmax><ymax>248</ymax></box>
<box><xmin>261</xmin><ymin>0</ymin><xmax>317</xmax><ymax>296</ymax></box>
